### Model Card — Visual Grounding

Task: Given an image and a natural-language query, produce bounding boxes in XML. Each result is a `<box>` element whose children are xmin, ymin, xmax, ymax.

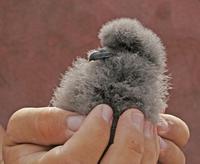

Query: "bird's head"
<box><xmin>88</xmin><ymin>18</ymin><xmax>166</xmax><ymax>68</ymax></box>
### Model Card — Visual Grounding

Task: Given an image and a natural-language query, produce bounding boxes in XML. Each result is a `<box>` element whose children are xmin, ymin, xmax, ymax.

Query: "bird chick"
<box><xmin>50</xmin><ymin>18</ymin><xmax>170</xmax><ymax>140</ymax></box>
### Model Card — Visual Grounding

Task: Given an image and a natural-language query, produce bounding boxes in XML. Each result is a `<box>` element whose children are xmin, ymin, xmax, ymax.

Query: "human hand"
<box><xmin>101</xmin><ymin>108</ymin><xmax>160</xmax><ymax>164</ymax></box>
<box><xmin>2</xmin><ymin>105</ymin><xmax>190</xmax><ymax>164</ymax></box>
<box><xmin>101</xmin><ymin>110</ymin><xmax>190</xmax><ymax>164</ymax></box>
<box><xmin>3</xmin><ymin>105</ymin><xmax>159</xmax><ymax>164</ymax></box>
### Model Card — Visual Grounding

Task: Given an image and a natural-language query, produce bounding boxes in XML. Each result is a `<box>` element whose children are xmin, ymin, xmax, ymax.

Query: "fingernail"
<box><xmin>66</xmin><ymin>115</ymin><xmax>85</xmax><ymax>131</ymax></box>
<box><xmin>131</xmin><ymin>109</ymin><xmax>144</xmax><ymax>130</ymax></box>
<box><xmin>159</xmin><ymin>137</ymin><xmax>168</xmax><ymax>150</ymax></box>
<box><xmin>157</xmin><ymin>117</ymin><xmax>169</xmax><ymax>134</ymax></box>
<box><xmin>100</xmin><ymin>104</ymin><xmax>113</xmax><ymax>123</ymax></box>
<box><xmin>144</xmin><ymin>121</ymin><xmax>153</xmax><ymax>137</ymax></box>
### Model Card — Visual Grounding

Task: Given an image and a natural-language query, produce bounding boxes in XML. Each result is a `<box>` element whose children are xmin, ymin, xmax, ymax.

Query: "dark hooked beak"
<box><xmin>89</xmin><ymin>50</ymin><xmax>113</xmax><ymax>61</ymax></box>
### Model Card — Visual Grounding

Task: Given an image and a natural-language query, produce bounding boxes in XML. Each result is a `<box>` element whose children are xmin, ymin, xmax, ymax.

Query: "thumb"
<box><xmin>40</xmin><ymin>104</ymin><xmax>113</xmax><ymax>164</ymax></box>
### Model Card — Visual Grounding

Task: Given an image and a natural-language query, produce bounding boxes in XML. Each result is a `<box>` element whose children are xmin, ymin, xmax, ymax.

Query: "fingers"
<box><xmin>157</xmin><ymin>114</ymin><xmax>189</xmax><ymax>164</ymax></box>
<box><xmin>101</xmin><ymin>109</ymin><xmax>145</xmax><ymax>164</ymax></box>
<box><xmin>141</xmin><ymin>121</ymin><xmax>159</xmax><ymax>164</ymax></box>
<box><xmin>159</xmin><ymin>138</ymin><xmax>185</xmax><ymax>164</ymax></box>
<box><xmin>157</xmin><ymin>114</ymin><xmax>190</xmax><ymax>147</ymax></box>
<box><xmin>40</xmin><ymin>104</ymin><xmax>113</xmax><ymax>164</ymax></box>
<box><xmin>6</xmin><ymin>107</ymin><xmax>85</xmax><ymax>146</ymax></box>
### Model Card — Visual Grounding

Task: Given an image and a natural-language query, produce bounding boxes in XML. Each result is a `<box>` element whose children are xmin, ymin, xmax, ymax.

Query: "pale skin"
<box><xmin>1</xmin><ymin>104</ymin><xmax>190</xmax><ymax>164</ymax></box>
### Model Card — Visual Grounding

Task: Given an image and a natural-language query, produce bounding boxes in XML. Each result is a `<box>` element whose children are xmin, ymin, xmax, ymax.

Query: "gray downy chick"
<box><xmin>50</xmin><ymin>18</ymin><xmax>170</xmax><ymax>142</ymax></box>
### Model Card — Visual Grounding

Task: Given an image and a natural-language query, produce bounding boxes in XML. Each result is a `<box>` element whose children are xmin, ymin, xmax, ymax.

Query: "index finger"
<box><xmin>6</xmin><ymin>107</ymin><xmax>85</xmax><ymax>146</ymax></box>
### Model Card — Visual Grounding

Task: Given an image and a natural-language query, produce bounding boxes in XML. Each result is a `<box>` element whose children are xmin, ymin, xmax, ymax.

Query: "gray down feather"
<box><xmin>50</xmin><ymin>18</ymin><xmax>170</xmax><ymax>125</ymax></box>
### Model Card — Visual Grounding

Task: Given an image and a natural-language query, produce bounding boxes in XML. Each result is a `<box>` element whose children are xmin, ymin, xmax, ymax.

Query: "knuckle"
<box><xmin>35</xmin><ymin>107</ymin><xmax>68</xmax><ymax>144</ymax></box>
<box><xmin>34</xmin><ymin>109</ymin><xmax>56</xmax><ymax>142</ymax></box>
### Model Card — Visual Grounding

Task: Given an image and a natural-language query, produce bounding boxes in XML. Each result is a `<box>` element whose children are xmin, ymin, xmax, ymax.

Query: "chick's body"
<box><xmin>50</xmin><ymin>18</ymin><xmax>170</xmax><ymax>126</ymax></box>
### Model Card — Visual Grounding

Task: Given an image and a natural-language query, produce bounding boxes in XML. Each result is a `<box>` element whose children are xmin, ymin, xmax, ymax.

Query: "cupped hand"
<box><xmin>2</xmin><ymin>105</ymin><xmax>190</xmax><ymax>164</ymax></box>
<box><xmin>101</xmin><ymin>108</ymin><xmax>160</xmax><ymax>164</ymax></box>
<box><xmin>4</xmin><ymin>105</ymin><xmax>111</xmax><ymax>163</ymax></box>
<box><xmin>3</xmin><ymin>105</ymin><xmax>159</xmax><ymax>164</ymax></box>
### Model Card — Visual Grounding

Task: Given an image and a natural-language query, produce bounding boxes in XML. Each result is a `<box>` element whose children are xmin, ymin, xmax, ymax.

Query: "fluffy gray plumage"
<box><xmin>50</xmin><ymin>18</ymin><xmax>170</xmax><ymax>125</ymax></box>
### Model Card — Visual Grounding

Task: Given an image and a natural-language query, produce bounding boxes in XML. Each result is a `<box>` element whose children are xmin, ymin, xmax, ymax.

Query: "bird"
<box><xmin>50</xmin><ymin>18</ymin><xmax>170</xmax><ymax>142</ymax></box>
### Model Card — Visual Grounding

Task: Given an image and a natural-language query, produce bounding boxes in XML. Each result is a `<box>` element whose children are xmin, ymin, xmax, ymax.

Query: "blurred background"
<box><xmin>0</xmin><ymin>0</ymin><xmax>199</xmax><ymax>163</ymax></box>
